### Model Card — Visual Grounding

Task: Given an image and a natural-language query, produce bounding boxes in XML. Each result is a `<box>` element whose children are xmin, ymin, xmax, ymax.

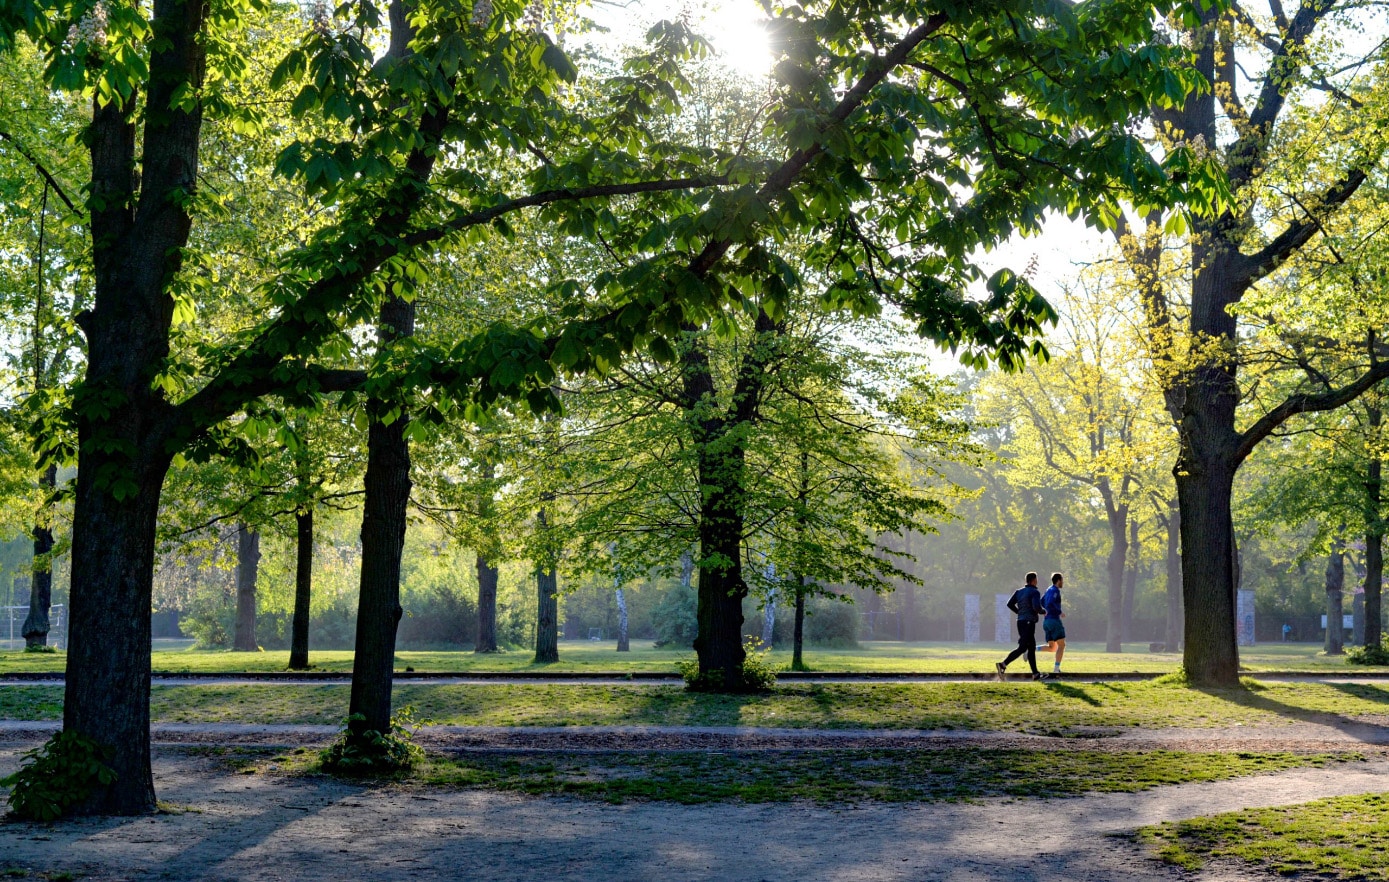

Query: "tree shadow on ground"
<box><xmin>1326</xmin><ymin>682</ymin><xmax>1389</xmax><ymax>708</ymax></box>
<box><xmin>1194</xmin><ymin>684</ymin><xmax>1389</xmax><ymax>743</ymax></box>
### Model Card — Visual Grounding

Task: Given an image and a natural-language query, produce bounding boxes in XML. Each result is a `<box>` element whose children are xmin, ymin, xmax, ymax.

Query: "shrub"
<box><xmin>678</xmin><ymin>636</ymin><xmax>779</xmax><ymax>692</ymax></box>
<box><xmin>320</xmin><ymin>706</ymin><xmax>426</xmax><ymax>774</ymax></box>
<box><xmin>1348</xmin><ymin>638</ymin><xmax>1389</xmax><ymax>666</ymax></box>
<box><xmin>806</xmin><ymin>596</ymin><xmax>859</xmax><ymax>648</ymax></box>
<box><xmin>1</xmin><ymin>731</ymin><xmax>117</xmax><ymax>821</ymax></box>
<box><xmin>652</xmin><ymin>584</ymin><xmax>697</xmax><ymax>648</ymax></box>
<box><xmin>23</xmin><ymin>644</ymin><xmax>58</xmax><ymax>654</ymax></box>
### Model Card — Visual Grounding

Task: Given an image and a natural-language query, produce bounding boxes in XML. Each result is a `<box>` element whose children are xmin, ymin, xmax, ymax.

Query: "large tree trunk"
<box><xmin>346</xmin><ymin>291</ymin><xmax>415</xmax><ymax>741</ymax></box>
<box><xmin>1176</xmin><ymin>451</ymin><xmax>1241</xmax><ymax>684</ymax></box>
<box><xmin>65</xmin><ymin>452</ymin><xmax>170</xmax><ymax>815</ymax></box>
<box><xmin>475</xmin><ymin>553</ymin><xmax>499</xmax><ymax>652</ymax></box>
<box><xmin>1165</xmin><ymin>503</ymin><xmax>1183</xmax><ymax>652</ymax></box>
<box><xmin>533</xmin><ymin>508</ymin><xmax>558</xmax><ymax>663</ymax></box>
<box><xmin>61</xmin><ymin>0</ymin><xmax>211</xmax><ymax>814</ymax></box>
<box><xmin>1366</xmin><ymin>403</ymin><xmax>1383</xmax><ymax>648</ymax></box>
<box><xmin>1326</xmin><ymin>541</ymin><xmax>1346</xmax><ymax>656</ymax></box>
<box><xmin>693</xmin><ymin>447</ymin><xmax>749</xmax><ymax>688</ymax></box>
<box><xmin>288</xmin><ymin>506</ymin><xmax>314</xmax><ymax>670</ymax></box>
<box><xmin>233</xmin><ymin>525</ymin><xmax>260</xmax><ymax>652</ymax></box>
<box><xmin>21</xmin><ymin>464</ymin><xmax>57</xmax><ymax>648</ymax></box>
<box><xmin>1122</xmin><ymin>517</ymin><xmax>1139</xmax><ymax>642</ymax></box>
<box><xmin>1104</xmin><ymin>503</ymin><xmax>1128</xmax><ymax>653</ymax></box>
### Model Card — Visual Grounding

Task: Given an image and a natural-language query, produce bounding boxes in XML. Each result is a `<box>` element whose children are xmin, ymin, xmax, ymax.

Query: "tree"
<box><xmin>1115</xmin><ymin>3</ymin><xmax>1389</xmax><ymax>684</ymax></box>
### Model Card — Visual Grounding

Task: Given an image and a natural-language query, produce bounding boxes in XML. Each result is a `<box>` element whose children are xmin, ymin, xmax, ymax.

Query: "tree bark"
<box><xmin>288</xmin><ymin>507</ymin><xmax>314</xmax><ymax>669</ymax></box>
<box><xmin>1104</xmin><ymin>502</ymin><xmax>1128</xmax><ymax>653</ymax></box>
<box><xmin>65</xmin><ymin>455</ymin><xmax>170</xmax><ymax>815</ymax></box>
<box><xmin>1122</xmin><ymin>517</ymin><xmax>1139</xmax><ymax>643</ymax></box>
<box><xmin>475</xmin><ymin>552</ymin><xmax>499</xmax><ymax>652</ymax></box>
<box><xmin>22</xmin><ymin>464</ymin><xmax>57</xmax><ymax>648</ymax></box>
<box><xmin>1177</xmin><ymin>452</ymin><xmax>1241</xmax><ymax>684</ymax></box>
<box><xmin>1366</xmin><ymin>403</ymin><xmax>1383</xmax><ymax>648</ymax></box>
<box><xmin>1326</xmin><ymin>541</ymin><xmax>1345</xmax><ymax>656</ymax></box>
<box><xmin>615</xmin><ymin>585</ymin><xmax>630</xmax><ymax>652</ymax></box>
<box><xmin>346</xmin><ymin>288</ymin><xmax>415</xmax><ymax>741</ymax></box>
<box><xmin>533</xmin><ymin>508</ymin><xmax>559</xmax><ymax>663</ymax></box>
<box><xmin>792</xmin><ymin>575</ymin><xmax>807</xmax><ymax>671</ymax></box>
<box><xmin>1164</xmin><ymin>502</ymin><xmax>1183</xmax><ymax>652</ymax></box>
<box><xmin>233</xmin><ymin>525</ymin><xmax>260</xmax><ymax>652</ymax></box>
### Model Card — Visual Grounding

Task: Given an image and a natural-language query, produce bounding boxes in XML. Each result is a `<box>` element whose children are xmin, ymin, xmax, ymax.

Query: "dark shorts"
<box><xmin>1044</xmin><ymin>619</ymin><xmax>1066</xmax><ymax>642</ymax></box>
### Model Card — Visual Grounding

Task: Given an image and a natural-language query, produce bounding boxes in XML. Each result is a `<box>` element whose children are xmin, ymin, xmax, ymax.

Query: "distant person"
<box><xmin>1036</xmin><ymin>573</ymin><xmax>1066</xmax><ymax>676</ymax></box>
<box><xmin>996</xmin><ymin>572</ymin><xmax>1046</xmax><ymax>680</ymax></box>
<box><xmin>1282</xmin><ymin>622</ymin><xmax>1292</xmax><ymax>642</ymax></box>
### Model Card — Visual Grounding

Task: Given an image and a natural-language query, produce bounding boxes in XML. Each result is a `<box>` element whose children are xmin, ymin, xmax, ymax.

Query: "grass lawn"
<box><xmin>1141</xmin><ymin>792</ymin><xmax>1389</xmax><ymax>879</ymax></box>
<box><xmin>2</xmin><ymin>678</ymin><xmax>1387</xmax><ymax>730</ymax></box>
<box><xmin>0</xmin><ymin>640</ymin><xmax>1369</xmax><ymax>676</ymax></box>
<box><xmin>258</xmin><ymin>748</ymin><xmax>1352</xmax><ymax>805</ymax></box>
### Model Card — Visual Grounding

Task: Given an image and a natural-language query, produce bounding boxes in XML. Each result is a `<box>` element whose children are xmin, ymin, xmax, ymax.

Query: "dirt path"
<box><xmin>1</xmin><ymin>750</ymin><xmax>1386</xmax><ymax>881</ymax></box>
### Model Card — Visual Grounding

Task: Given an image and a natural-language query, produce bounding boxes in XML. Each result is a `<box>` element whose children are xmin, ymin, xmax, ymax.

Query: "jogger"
<box><xmin>996</xmin><ymin>572</ymin><xmax>1046</xmax><ymax>680</ymax></box>
<box><xmin>1037</xmin><ymin>572</ymin><xmax>1066</xmax><ymax>675</ymax></box>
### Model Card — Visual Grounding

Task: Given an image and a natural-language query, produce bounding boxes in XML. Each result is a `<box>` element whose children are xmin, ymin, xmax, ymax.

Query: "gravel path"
<box><xmin>1</xmin><ymin>750</ymin><xmax>1386</xmax><ymax>881</ymax></box>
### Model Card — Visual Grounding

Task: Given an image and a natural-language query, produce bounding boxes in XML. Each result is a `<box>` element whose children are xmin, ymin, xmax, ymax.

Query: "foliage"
<box><xmin>679</xmin><ymin>635</ymin><xmax>778</xmax><ymax>692</ymax></box>
<box><xmin>1</xmin><ymin>730</ymin><xmax>115</xmax><ymax>820</ymax></box>
<box><xmin>1347</xmin><ymin>639</ymin><xmax>1389</xmax><ymax>667</ymax></box>
<box><xmin>651</xmin><ymin>581</ymin><xmax>697</xmax><ymax>649</ymax></box>
<box><xmin>804</xmin><ymin>596</ymin><xmax>859</xmax><ymax>648</ymax></box>
<box><xmin>319</xmin><ymin>706</ymin><xmax>426</xmax><ymax>774</ymax></box>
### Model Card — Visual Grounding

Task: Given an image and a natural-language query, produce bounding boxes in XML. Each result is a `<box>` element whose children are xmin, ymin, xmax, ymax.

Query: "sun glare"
<box><xmin>699</xmin><ymin>1</ymin><xmax>771</xmax><ymax>78</ymax></box>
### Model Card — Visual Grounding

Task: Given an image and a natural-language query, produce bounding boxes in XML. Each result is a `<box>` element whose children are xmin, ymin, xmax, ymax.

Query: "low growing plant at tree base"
<box><xmin>1</xmin><ymin>731</ymin><xmax>117</xmax><ymax>820</ymax></box>
<box><xmin>678</xmin><ymin>637</ymin><xmax>779</xmax><ymax>693</ymax></box>
<box><xmin>320</xmin><ymin>707</ymin><xmax>426</xmax><ymax>774</ymax></box>
<box><xmin>1347</xmin><ymin>639</ymin><xmax>1389</xmax><ymax>666</ymax></box>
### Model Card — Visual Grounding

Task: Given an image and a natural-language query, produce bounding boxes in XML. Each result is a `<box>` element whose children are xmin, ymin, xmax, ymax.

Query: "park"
<box><xmin>1</xmin><ymin>0</ymin><xmax>1388</xmax><ymax>878</ymax></box>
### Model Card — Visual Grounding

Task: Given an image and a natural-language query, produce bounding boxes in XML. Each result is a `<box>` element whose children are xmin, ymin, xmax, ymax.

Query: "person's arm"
<box><xmin>1007</xmin><ymin>591</ymin><xmax>1020</xmax><ymax>614</ymax></box>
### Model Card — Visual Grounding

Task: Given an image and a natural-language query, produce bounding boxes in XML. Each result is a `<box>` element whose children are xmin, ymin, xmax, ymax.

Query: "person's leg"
<box><xmin>1020</xmin><ymin>621</ymin><xmax>1039</xmax><ymax>674</ymax></box>
<box><xmin>1054</xmin><ymin>638</ymin><xmax>1066</xmax><ymax>666</ymax></box>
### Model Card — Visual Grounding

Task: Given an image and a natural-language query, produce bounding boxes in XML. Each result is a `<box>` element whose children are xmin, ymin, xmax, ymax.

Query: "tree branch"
<box><xmin>1235</xmin><ymin>362</ymin><xmax>1389</xmax><ymax>465</ymax></box>
<box><xmin>0</xmin><ymin>130</ymin><xmax>78</xmax><ymax>212</ymax></box>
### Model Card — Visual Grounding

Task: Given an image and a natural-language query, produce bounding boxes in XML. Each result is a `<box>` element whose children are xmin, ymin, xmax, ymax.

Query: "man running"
<box><xmin>1037</xmin><ymin>572</ymin><xmax>1066</xmax><ymax>676</ymax></box>
<box><xmin>995</xmin><ymin>572</ymin><xmax>1046</xmax><ymax>681</ymax></box>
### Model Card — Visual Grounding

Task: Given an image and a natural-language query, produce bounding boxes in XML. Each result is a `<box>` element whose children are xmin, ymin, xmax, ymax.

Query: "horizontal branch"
<box><xmin>1235</xmin><ymin>361</ymin><xmax>1389</xmax><ymax>466</ymax></box>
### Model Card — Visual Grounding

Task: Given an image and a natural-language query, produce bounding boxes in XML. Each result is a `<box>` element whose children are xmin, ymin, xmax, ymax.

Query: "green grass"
<box><xmin>2</xmin><ymin>678</ymin><xmax>1387</xmax><ymax>730</ymax></box>
<box><xmin>1141</xmin><ymin>792</ymin><xmax>1389</xmax><ymax>879</ymax></box>
<box><xmin>0</xmin><ymin>640</ymin><xmax>1366</xmax><ymax>676</ymax></box>
<box><xmin>287</xmin><ymin>749</ymin><xmax>1349</xmax><ymax>805</ymax></box>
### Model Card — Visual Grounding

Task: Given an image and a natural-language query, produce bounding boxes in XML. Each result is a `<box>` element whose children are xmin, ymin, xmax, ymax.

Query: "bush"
<box><xmin>806</xmin><ymin>597</ymin><xmax>859</xmax><ymax>648</ymax></box>
<box><xmin>652</xmin><ymin>584</ymin><xmax>697</xmax><ymax>648</ymax></box>
<box><xmin>1</xmin><ymin>731</ymin><xmax>117</xmax><ymax>820</ymax></box>
<box><xmin>678</xmin><ymin>636</ymin><xmax>779</xmax><ymax>692</ymax></box>
<box><xmin>320</xmin><ymin>706</ymin><xmax>426</xmax><ymax>775</ymax></box>
<box><xmin>1348</xmin><ymin>639</ymin><xmax>1389</xmax><ymax>666</ymax></box>
<box><xmin>23</xmin><ymin>644</ymin><xmax>57</xmax><ymax>654</ymax></box>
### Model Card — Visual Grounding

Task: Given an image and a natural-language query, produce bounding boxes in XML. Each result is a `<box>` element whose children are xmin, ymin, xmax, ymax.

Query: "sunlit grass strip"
<box><xmin>1141</xmin><ymin>792</ymin><xmax>1389</xmax><ymax>879</ymax></box>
